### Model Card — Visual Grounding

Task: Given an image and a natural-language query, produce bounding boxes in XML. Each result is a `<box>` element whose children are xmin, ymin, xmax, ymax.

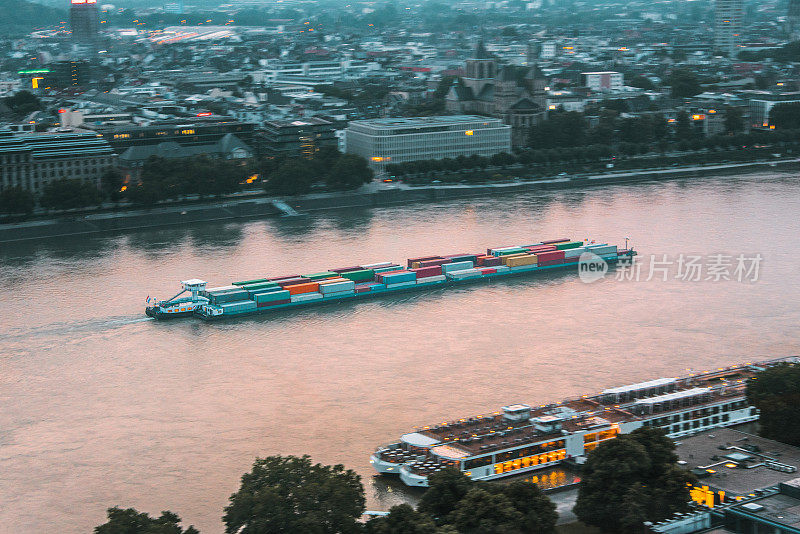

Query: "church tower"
<box><xmin>463</xmin><ymin>40</ymin><xmax>497</xmax><ymax>97</ymax></box>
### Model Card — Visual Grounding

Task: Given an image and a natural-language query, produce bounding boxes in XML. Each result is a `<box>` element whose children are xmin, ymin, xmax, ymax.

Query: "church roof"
<box><xmin>447</xmin><ymin>80</ymin><xmax>474</xmax><ymax>101</ymax></box>
<box><xmin>476</xmin><ymin>83</ymin><xmax>495</xmax><ymax>101</ymax></box>
<box><xmin>526</xmin><ymin>63</ymin><xmax>546</xmax><ymax>80</ymax></box>
<box><xmin>499</xmin><ymin>66</ymin><xmax>517</xmax><ymax>82</ymax></box>
<box><xmin>508</xmin><ymin>97</ymin><xmax>543</xmax><ymax>112</ymax></box>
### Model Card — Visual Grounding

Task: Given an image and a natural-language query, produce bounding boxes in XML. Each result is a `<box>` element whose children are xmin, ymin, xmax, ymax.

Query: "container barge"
<box><xmin>370</xmin><ymin>357</ymin><xmax>798</xmax><ymax>487</ymax></box>
<box><xmin>145</xmin><ymin>238</ymin><xmax>634</xmax><ymax>320</ymax></box>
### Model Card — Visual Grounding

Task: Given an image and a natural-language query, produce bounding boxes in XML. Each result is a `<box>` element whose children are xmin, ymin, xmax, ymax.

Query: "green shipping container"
<box><xmin>305</xmin><ymin>271</ymin><xmax>338</xmax><ymax>280</ymax></box>
<box><xmin>254</xmin><ymin>290</ymin><xmax>291</xmax><ymax>303</ymax></box>
<box><xmin>241</xmin><ymin>281</ymin><xmax>281</xmax><ymax>292</ymax></box>
<box><xmin>232</xmin><ymin>278</ymin><xmax>270</xmax><ymax>286</ymax></box>
<box><xmin>338</xmin><ymin>269</ymin><xmax>375</xmax><ymax>283</ymax></box>
<box><xmin>497</xmin><ymin>248</ymin><xmax>527</xmax><ymax>256</ymax></box>
<box><xmin>555</xmin><ymin>241</ymin><xmax>583</xmax><ymax>250</ymax></box>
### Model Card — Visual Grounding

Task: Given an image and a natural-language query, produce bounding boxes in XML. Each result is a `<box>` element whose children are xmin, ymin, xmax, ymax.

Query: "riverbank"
<box><xmin>1</xmin><ymin>158</ymin><xmax>796</xmax><ymax>243</ymax></box>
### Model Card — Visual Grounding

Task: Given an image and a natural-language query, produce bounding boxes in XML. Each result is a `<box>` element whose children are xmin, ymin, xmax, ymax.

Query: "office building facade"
<box><xmin>70</xmin><ymin>0</ymin><xmax>100</xmax><ymax>43</ymax></box>
<box><xmin>344</xmin><ymin>115</ymin><xmax>511</xmax><ymax>171</ymax></box>
<box><xmin>714</xmin><ymin>0</ymin><xmax>744</xmax><ymax>57</ymax></box>
<box><xmin>0</xmin><ymin>130</ymin><xmax>116</xmax><ymax>193</ymax></box>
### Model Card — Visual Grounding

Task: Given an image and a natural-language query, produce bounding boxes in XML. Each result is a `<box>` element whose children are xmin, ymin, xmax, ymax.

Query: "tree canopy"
<box><xmin>94</xmin><ymin>507</ymin><xmax>199</xmax><ymax>534</ymax></box>
<box><xmin>222</xmin><ymin>455</ymin><xmax>365</xmax><ymax>534</ymax></box>
<box><xmin>573</xmin><ymin>427</ymin><xmax>696</xmax><ymax>533</ymax></box>
<box><xmin>39</xmin><ymin>178</ymin><xmax>102</xmax><ymax>211</ymax></box>
<box><xmin>747</xmin><ymin>362</ymin><xmax>800</xmax><ymax>446</ymax></box>
<box><xmin>0</xmin><ymin>186</ymin><xmax>35</xmax><ymax>215</ymax></box>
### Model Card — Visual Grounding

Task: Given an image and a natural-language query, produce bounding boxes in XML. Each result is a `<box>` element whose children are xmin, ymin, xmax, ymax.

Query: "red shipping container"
<box><xmin>407</xmin><ymin>256</ymin><xmax>441</xmax><ymax>268</ymax></box>
<box><xmin>481</xmin><ymin>256</ymin><xmax>503</xmax><ymax>267</ymax></box>
<box><xmin>541</xmin><ymin>238</ymin><xmax>570</xmax><ymax>244</ymax></box>
<box><xmin>330</xmin><ymin>266</ymin><xmax>362</xmax><ymax>273</ymax></box>
<box><xmin>564</xmin><ymin>257</ymin><xmax>580</xmax><ymax>264</ymax></box>
<box><xmin>419</xmin><ymin>258</ymin><xmax>453</xmax><ymax>268</ymax></box>
<box><xmin>534</xmin><ymin>250</ymin><xmax>566</xmax><ymax>261</ymax></box>
<box><xmin>354</xmin><ymin>286</ymin><xmax>371</xmax><ymax>293</ymax></box>
<box><xmin>278</xmin><ymin>277</ymin><xmax>311</xmax><ymax>287</ymax></box>
<box><xmin>481</xmin><ymin>268</ymin><xmax>497</xmax><ymax>274</ymax></box>
<box><xmin>411</xmin><ymin>265</ymin><xmax>442</xmax><ymax>278</ymax></box>
<box><xmin>539</xmin><ymin>259</ymin><xmax>565</xmax><ymax>267</ymax></box>
<box><xmin>257</xmin><ymin>299</ymin><xmax>291</xmax><ymax>308</ymax></box>
<box><xmin>526</xmin><ymin>245</ymin><xmax>557</xmax><ymax>253</ymax></box>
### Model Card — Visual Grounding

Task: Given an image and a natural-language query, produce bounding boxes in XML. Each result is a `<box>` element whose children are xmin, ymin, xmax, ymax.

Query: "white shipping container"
<box><xmin>360</xmin><ymin>261</ymin><xmax>393</xmax><ymax>269</ymax></box>
<box><xmin>588</xmin><ymin>245</ymin><xmax>617</xmax><ymax>255</ymax></box>
<box><xmin>416</xmin><ymin>275</ymin><xmax>447</xmax><ymax>284</ymax></box>
<box><xmin>319</xmin><ymin>280</ymin><xmax>356</xmax><ymax>294</ymax></box>
<box><xmin>493</xmin><ymin>265</ymin><xmax>511</xmax><ymax>272</ymax></box>
<box><xmin>290</xmin><ymin>292</ymin><xmax>324</xmax><ymax>303</ymax></box>
<box><xmin>442</xmin><ymin>261</ymin><xmax>474</xmax><ymax>274</ymax></box>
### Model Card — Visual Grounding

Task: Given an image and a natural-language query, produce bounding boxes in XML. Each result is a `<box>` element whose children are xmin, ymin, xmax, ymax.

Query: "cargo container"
<box><xmin>255</xmin><ymin>290</ymin><xmax>291</xmax><ymax>303</ymax></box>
<box><xmin>541</xmin><ymin>238</ymin><xmax>570</xmax><ymax>245</ymax></box>
<box><xmin>305</xmin><ymin>272</ymin><xmax>338</xmax><ymax>281</ymax></box>
<box><xmin>441</xmin><ymin>261</ymin><xmax>474</xmax><ymax>274</ymax></box>
<box><xmin>232</xmin><ymin>279</ymin><xmax>270</xmax><ymax>286</ymax></box>
<box><xmin>411</xmin><ymin>266</ymin><xmax>443</xmax><ymax>278</ymax></box>
<box><xmin>378</xmin><ymin>271</ymin><xmax>417</xmax><ymax>284</ymax></box>
<box><xmin>415</xmin><ymin>275</ymin><xmax>447</xmax><ymax>284</ymax></box>
<box><xmin>151</xmin><ymin>237</ymin><xmax>635</xmax><ymax>320</ymax></box>
<box><xmin>290</xmin><ymin>292</ymin><xmax>323</xmax><ymax>303</ymax></box>
<box><xmin>319</xmin><ymin>280</ymin><xmax>356</xmax><ymax>294</ymax></box>
<box><xmin>257</xmin><ymin>299</ymin><xmax>291</xmax><ymax>308</ymax></box>
<box><xmin>373</xmin><ymin>265</ymin><xmax>403</xmax><ymax>274</ymax></box>
<box><xmin>286</xmin><ymin>282</ymin><xmax>320</xmax><ymax>295</ymax></box>
<box><xmin>407</xmin><ymin>256</ymin><xmax>441</xmax><ymax>268</ymax></box>
<box><xmin>385</xmin><ymin>280</ymin><xmax>417</xmax><ymax>289</ymax></box>
<box><xmin>339</xmin><ymin>269</ymin><xmax>375</xmax><ymax>283</ymax></box>
<box><xmin>500</xmin><ymin>253</ymin><xmax>529</xmax><ymax>266</ymax></box>
<box><xmin>416</xmin><ymin>258</ymin><xmax>453</xmax><ymax>268</ymax></box>
<box><xmin>555</xmin><ymin>241</ymin><xmax>584</xmax><ymax>250</ymax></box>
<box><xmin>220</xmin><ymin>300</ymin><xmax>257</xmax><ymax>313</ymax></box>
<box><xmin>506</xmin><ymin>255</ymin><xmax>538</xmax><ymax>268</ymax></box>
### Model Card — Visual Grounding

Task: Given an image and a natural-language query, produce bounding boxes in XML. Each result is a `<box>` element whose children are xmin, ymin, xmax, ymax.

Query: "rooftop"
<box><xmin>730</xmin><ymin>492</ymin><xmax>800</xmax><ymax>530</ymax></box>
<box><xmin>348</xmin><ymin>115</ymin><xmax>503</xmax><ymax>128</ymax></box>
<box><xmin>675</xmin><ymin>428</ymin><xmax>800</xmax><ymax>495</ymax></box>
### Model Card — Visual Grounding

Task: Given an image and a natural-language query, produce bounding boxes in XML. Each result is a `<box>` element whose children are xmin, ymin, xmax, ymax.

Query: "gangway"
<box><xmin>271</xmin><ymin>199</ymin><xmax>301</xmax><ymax>217</ymax></box>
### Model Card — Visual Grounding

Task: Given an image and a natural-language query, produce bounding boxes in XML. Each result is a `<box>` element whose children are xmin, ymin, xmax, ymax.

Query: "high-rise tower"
<box><xmin>70</xmin><ymin>0</ymin><xmax>99</xmax><ymax>44</ymax></box>
<box><xmin>713</xmin><ymin>0</ymin><xmax>744</xmax><ymax>57</ymax></box>
<box><xmin>789</xmin><ymin>0</ymin><xmax>800</xmax><ymax>38</ymax></box>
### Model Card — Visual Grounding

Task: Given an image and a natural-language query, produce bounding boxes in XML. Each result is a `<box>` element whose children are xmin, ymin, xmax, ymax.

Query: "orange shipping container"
<box><xmin>501</xmin><ymin>253</ymin><xmax>530</xmax><ymax>266</ymax></box>
<box><xmin>287</xmin><ymin>282</ymin><xmax>320</xmax><ymax>295</ymax></box>
<box><xmin>506</xmin><ymin>255</ymin><xmax>538</xmax><ymax>267</ymax></box>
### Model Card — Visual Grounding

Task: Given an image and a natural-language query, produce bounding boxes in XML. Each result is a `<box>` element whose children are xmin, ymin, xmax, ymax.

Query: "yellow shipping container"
<box><xmin>501</xmin><ymin>253</ymin><xmax>530</xmax><ymax>266</ymax></box>
<box><xmin>411</xmin><ymin>261</ymin><xmax>422</xmax><ymax>269</ymax></box>
<box><xmin>506</xmin><ymin>255</ymin><xmax>538</xmax><ymax>267</ymax></box>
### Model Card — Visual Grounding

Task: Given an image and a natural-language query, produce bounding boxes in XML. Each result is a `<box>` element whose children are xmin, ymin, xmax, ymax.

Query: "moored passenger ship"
<box><xmin>371</xmin><ymin>357</ymin><xmax>797</xmax><ymax>487</ymax></box>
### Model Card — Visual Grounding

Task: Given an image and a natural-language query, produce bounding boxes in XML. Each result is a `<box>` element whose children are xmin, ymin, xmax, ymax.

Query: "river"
<box><xmin>1</xmin><ymin>171</ymin><xmax>799</xmax><ymax>533</ymax></box>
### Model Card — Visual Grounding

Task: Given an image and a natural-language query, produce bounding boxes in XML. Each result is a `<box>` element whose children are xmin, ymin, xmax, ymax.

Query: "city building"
<box><xmin>93</xmin><ymin>120</ymin><xmax>256</xmax><ymax>153</ymax></box>
<box><xmin>19</xmin><ymin>61</ymin><xmax>91</xmax><ymax>90</ymax></box>
<box><xmin>748</xmin><ymin>93</ymin><xmax>800</xmax><ymax>129</ymax></box>
<box><xmin>790</xmin><ymin>0</ymin><xmax>800</xmax><ymax>38</ymax></box>
<box><xmin>0</xmin><ymin>129</ymin><xmax>116</xmax><ymax>193</ymax></box>
<box><xmin>446</xmin><ymin>41</ymin><xmax>548</xmax><ymax>146</ymax></box>
<box><xmin>580</xmin><ymin>71</ymin><xmax>624</xmax><ymax>92</ymax></box>
<box><xmin>69</xmin><ymin>0</ymin><xmax>100</xmax><ymax>44</ymax></box>
<box><xmin>259</xmin><ymin>118</ymin><xmax>338</xmax><ymax>159</ymax></box>
<box><xmin>714</xmin><ymin>0</ymin><xmax>744</xmax><ymax>57</ymax></box>
<box><xmin>344</xmin><ymin>115</ymin><xmax>512</xmax><ymax>171</ymax></box>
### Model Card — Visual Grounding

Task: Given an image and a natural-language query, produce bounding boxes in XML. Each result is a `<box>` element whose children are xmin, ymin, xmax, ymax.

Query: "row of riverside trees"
<box><xmin>386</xmin><ymin>127</ymin><xmax>800</xmax><ymax>184</ymax></box>
<box><xmin>95</xmin><ymin>426</ymin><xmax>699</xmax><ymax>534</ymax></box>
<box><xmin>0</xmin><ymin>148</ymin><xmax>374</xmax><ymax>216</ymax></box>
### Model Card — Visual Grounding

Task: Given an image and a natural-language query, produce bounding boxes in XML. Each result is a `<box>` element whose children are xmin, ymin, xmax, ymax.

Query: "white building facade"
<box><xmin>344</xmin><ymin>115</ymin><xmax>512</xmax><ymax>171</ymax></box>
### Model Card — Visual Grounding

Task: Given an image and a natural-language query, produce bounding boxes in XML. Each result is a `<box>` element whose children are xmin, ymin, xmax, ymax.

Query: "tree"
<box><xmin>573</xmin><ymin>427</ymin><xmax>696</xmax><ymax>533</ymax></box>
<box><xmin>725</xmin><ymin>107</ymin><xmax>744</xmax><ymax>134</ymax></box>
<box><xmin>747</xmin><ymin>362</ymin><xmax>800</xmax><ymax>446</ymax></box>
<box><xmin>100</xmin><ymin>169</ymin><xmax>125</xmax><ymax>202</ymax></box>
<box><xmin>222</xmin><ymin>455</ymin><xmax>365</xmax><ymax>534</ymax></box>
<box><xmin>627</xmin><ymin>75</ymin><xmax>656</xmax><ymax>91</ymax></box>
<box><xmin>2</xmin><ymin>90</ymin><xmax>41</xmax><ymax>117</ymax></box>
<box><xmin>449</xmin><ymin>487</ymin><xmax>524</xmax><ymax>534</ymax></box>
<box><xmin>668</xmin><ymin>69</ymin><xmax>702</xmax><ymax>98</ymax></box>
<box><xmin>95</xmin><ymin>507</ymin><xmax>199</xmax><ymax>534</ymax></box>
<box><xmin>501</xmin><ymin>481</ymin><xmax>558</xmax><ymax>533</ymax></box>
<box><xmin>39</xmin><ymin>178</ymin><xmax>102</xmax><ymax>211</ymax></box>
<box><xmin>326</xmin><ymin>154</ymin><xmax>374</xmax><ymax>190</ymax></box>
<box><xmin>769</xmin><ymin>103</ymin><xmax>800</xmax><ymax>130</ymax></box>
<box><xmin>364</xmin><ymin>504</ymin><xmax>440</xmax><ymax>534</ymax></box>
<box><xmin>417</xmin><ymin>468</ymin><xmax>472</xmax><ymax>521</ymax></box>
<box><xmin>267</xmin><ymin>159</ymin><xmax>316</xmax><ymax>195</ymax></box>
<box><xmin>0</xmin><ymin>186</ymin><xmax>35</xmax><ymax>215</ymax></box>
